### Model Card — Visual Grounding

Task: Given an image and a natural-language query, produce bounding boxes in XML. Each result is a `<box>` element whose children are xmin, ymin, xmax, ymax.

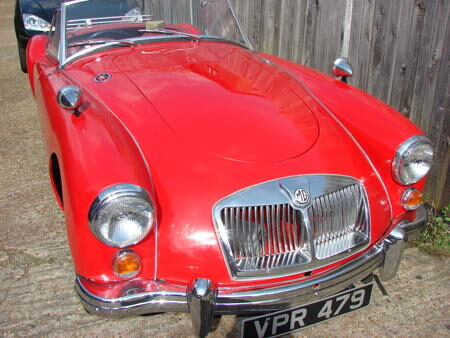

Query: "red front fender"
<box><xmin>34</xmin><ymin>63</ymin><xmax>157</xmax><ymax>282</ymax></box>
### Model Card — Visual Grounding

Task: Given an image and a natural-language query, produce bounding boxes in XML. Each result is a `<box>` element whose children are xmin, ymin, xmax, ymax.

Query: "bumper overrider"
<box><xmin>76</xmin><ymin>206</ymin><xmax>427</xmax><ymax>337</ymax></box>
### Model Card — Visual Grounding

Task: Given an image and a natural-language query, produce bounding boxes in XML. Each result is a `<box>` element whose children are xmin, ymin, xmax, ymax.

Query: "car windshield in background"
<box><xmin>59</xmin><ymin>0</ymin><xmax>250</xmax><ymax>66</ymax></box>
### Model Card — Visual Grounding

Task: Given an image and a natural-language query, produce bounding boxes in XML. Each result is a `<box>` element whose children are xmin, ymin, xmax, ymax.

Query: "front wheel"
<box><xmin>18</xmin><ymin>46</ymin><xmax>27</xmax><ymax>73</ymax></box>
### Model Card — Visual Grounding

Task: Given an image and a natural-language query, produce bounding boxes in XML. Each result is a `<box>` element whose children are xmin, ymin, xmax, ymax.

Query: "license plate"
<box><xmin>241</xmin><ymin>283</ymin><xmax>373</xmax><ymax>338</ymax></box>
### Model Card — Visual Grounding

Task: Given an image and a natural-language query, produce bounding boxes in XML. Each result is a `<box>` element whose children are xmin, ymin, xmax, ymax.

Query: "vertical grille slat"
<box><xmin>337</xmin><ymin>189</ymin><xmax>345</xmax><ymax>237</ymax></box>
<box><xmin>319</xmin><ymin>197</ymin><xmax>326</xmax><ymax>244</ymax></box>
<box><xmin>271</xmin><ymin>205</ymin><xmax>277</xmax><ymax>254</ymax></box>
<box><xmin>286</xmin><ymin>204</ymin><xmax>293</xmax><ymax>251</ymax></box>
<box><xmin>238</xmin><ymin>208</ymin><xmax>244</xmax><ymax>260</ymax></box>
<box><xmin>230</xmin><ymin>207</ymin><xmax>236</xmax><ymax>258</ymax></box>
<box><xmin>292</xmin><ymin>206</ymin><xmax>298</xmax><ymax>248</ymax></box>
<box><xmin>234</xmin><ymin>208</ymin><xmax>239</xmax><ymax>260</ymax></box>
<box><xmin>252</xmin><ymin>206</ymin><xmax>258</xmax><ymax>257</ymax></box>
<box><xmin>259</xmin><ymin>206</ymin><xmax>265</xmax><ymax>256</ymax></box>
<box><xmin>266</xmin><ymin>206</ymin><xmax>272</xmax><ymax>255</ymax></box>
<box><xmin>281</xmin><ymin>204</ymin><xmax>289</xmax><ymax>252</ymax></box>
<box><xmin>331</xmin><ymin>192</ymin><xmax>339</xmax><ymax>255</ymax></box>
<box><xmin>276</xmin><ymin>205</ymin><xmax>282</xmax><ymax>253</ymax></box>
<box><xmin>243</xmin><ymin>207</ymin><xmax>248</xmax><ymax>258</ymax></box>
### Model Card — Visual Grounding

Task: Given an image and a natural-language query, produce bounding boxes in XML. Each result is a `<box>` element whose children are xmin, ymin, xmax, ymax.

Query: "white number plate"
<box><xmin>241</xmin><ymin>283</ymin><xmax>373</xmax><ymax>338</ymax></box>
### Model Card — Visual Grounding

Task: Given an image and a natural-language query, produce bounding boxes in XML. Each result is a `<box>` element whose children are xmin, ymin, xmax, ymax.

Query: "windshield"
<box><xmin>56</xmin><ymin>0</ymin><xmax>251</xmax><ymax>67</ymax></box>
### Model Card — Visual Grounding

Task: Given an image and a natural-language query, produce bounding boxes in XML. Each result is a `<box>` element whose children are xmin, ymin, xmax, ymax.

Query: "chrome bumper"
<box><xmin>397</xmin><ymin>205</ymin><xmax>428</xmax><ymax>241</ymax></box>
<box><xmin>378</xmin><ymin>205</ymin><xmax>428</xmax><ymax>281</ymax></box>
<box><xmin>76</xmin><ymin>206</ymin><xmax>427</xmax><ymax>337</ymax></box>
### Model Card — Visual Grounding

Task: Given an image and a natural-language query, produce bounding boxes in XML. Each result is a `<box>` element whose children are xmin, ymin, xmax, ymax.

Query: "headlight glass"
<box><xmin>89</xmin><ymin>185</ymin><xmax>154</xmax><ymax>248</ymax></box>
<box><xmin>393</xmin><ymin>135</ymin><xmax>434</xmax><ymax>185</ymax></box>
<box><xmin>23</xmin><ymin>14</ymin><xmax>51</xmax><ymax>32</ymax></box>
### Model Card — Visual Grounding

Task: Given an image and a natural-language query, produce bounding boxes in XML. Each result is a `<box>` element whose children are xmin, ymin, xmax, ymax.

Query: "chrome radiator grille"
<box><xmin>220</xmin><ymin>204</ymin><xmax>310</xmax><ymax>271</ymax></box>
<box><xmin>309</xmin><ymin>184</ymin><xmax>368</xmax><ymax>260</ymax></box>
<box><xmin>213</xmin><ymin>175</ymin><xmax>371</xmax><ymax>279</ymax></box>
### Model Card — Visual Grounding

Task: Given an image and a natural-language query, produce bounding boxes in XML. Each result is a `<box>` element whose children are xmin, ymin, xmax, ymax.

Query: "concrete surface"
<box><xmin>0</xmin><ymin>0</ymin><xmax>449</xmax><ymax>336</ymax></box>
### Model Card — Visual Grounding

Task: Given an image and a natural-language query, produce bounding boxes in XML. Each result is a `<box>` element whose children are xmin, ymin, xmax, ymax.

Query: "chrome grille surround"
<box><xmin>213</xmin><ymin>175</ymin><xmax>370</xmax><ymax>280</ymax></box>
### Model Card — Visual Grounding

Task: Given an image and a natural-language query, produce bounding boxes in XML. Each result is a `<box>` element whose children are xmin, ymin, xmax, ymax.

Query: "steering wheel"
<box><xmin>86</xmin><ymin>29</ymin><xmax>133</xmax><ymax>40</ymax></box>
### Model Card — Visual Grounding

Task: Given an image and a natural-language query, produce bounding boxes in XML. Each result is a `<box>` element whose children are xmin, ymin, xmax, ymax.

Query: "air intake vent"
<box><xmin>220</xmin><ymin>204</ymin><xmax>310</xmax><ymax>272</ymax></box>
<box><xmin>309</xmin><ymin>184</ymin><xmax>368</xmax><ymax>260</ymax></box>
<box><xmin>213</xmin><ymin>175</ymin><xmax>370</xmax><ymax>279</ymax></box>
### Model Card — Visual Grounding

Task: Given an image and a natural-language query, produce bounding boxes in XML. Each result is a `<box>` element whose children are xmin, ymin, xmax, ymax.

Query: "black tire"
<box><xmin>18</xmin><ymin>46</ymin><xmax>27</xmax><ymax>73</ymax></box>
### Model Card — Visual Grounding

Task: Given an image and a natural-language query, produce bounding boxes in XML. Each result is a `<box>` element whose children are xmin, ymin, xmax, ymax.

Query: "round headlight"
<box><xmin>392</xmin><ymin>135</ymin><xmax>434</xmax><ymax>185</ymax></box>
<box><xmin>89</xmin><ymin>184</ymin><xmax>154</xmax><ymax>248</ymax></box>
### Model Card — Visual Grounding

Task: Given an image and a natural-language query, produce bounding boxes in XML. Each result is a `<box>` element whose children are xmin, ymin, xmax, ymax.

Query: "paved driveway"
<box><xmin>0</xmin><ymin>0</ymin><xmax>448</xmax><ymax>336</ymax></box>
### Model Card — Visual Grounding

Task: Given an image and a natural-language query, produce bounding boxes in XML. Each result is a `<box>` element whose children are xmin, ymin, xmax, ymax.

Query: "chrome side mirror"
<box><xmin>57</xmin><ymin>85</ymin><xmax>83</xmax><ymax>116</ymax></box>
<box><xmin>332</xmin><ymin>57</ymin><xmax>353</xmax><ymax>83</ymax></box>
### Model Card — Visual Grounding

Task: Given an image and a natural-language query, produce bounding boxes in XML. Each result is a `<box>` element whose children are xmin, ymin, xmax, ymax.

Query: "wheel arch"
<box><xmin>49</xmin><ymin>152</ymin><xmax>64</xmax><ymax>210</ymax></box>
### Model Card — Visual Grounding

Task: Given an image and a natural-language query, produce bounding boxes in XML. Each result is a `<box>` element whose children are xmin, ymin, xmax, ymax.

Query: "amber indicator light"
<box><xmin>401</xmin><ymin>188</ymin><xmax>423</xmax><ymax>210</ymax></box>
<box><xmin>113</xmin><ymin>251</ymin><xmax>142</xmax><ymax>279</ymax></box>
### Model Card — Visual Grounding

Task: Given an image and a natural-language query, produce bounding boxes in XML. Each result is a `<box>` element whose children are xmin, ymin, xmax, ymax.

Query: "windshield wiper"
<box><xmin>139</xmin><ymin>28</ymin><xmax>201</xmax><ymax>40</ymax></box>
<box><xmin>68</xmin><ymin>40</ymin><xmax>135</xmax><ymax>48</ymax></box>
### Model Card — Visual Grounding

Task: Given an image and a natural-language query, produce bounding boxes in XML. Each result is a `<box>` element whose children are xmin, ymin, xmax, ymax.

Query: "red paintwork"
<box><xmin>26</xmin><ymin>34</ymin><xmax>48</xmax><ymax>96</ymax></box>
<box><xmin>28</xmin><ymin>35</ymin><xmax>426</xmax><ymax>292</ymax></box>
<box><xmin>259</xmin><ymin>53</ymin><xmax>425</xmax><ymax>217</ymax></box>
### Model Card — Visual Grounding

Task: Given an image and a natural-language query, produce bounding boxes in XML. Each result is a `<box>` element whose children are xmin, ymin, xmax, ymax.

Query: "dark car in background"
<box><xmin>14</xmin><ymin>0</ymin><xmax>141</xmax><ymax>72</ymax></box>
<box><xmin>14</xmin><ymin>0</ymin><xmax>63</xmax><ymax>72</ymax></box>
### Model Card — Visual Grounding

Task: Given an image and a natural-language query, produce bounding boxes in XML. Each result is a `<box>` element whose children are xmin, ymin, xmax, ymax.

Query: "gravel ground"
<box><xmin>0</xmin><ymin>0</ymin><xmax>449</xmax><ymax>337</ymax></box>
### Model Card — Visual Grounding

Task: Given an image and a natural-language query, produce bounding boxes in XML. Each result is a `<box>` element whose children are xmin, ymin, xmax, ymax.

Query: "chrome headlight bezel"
<box><xmin>392</xmin><ymin>135</ymin><xmax>434</xmax><ymax>185</ymax></box>
<box><xmin>88</xmin><ymin>184</ymin><xmax>154</xmax><ymax>248</ymax></box>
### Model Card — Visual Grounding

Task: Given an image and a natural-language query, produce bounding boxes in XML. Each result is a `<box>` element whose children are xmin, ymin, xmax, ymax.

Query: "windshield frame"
<box><xmin>55</xmin><ymin>0</ymin><xmax>253</xmax><ymax>69</ymax></box>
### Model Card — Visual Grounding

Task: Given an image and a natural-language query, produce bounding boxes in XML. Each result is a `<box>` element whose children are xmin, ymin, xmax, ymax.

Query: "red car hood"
<box><xmin>111</xmin><ymin>43</ymin><xmax>319</xmax><ymax>163</ymax></box>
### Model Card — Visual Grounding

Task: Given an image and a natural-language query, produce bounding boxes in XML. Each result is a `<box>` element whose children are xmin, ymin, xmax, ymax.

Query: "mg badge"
<box><xmin>94</xmin><ymin>73</ymin><xmax>111</xmax><ymax>83</ymax></box>
<box><xmin>294</xmin><ymin>188</ymin><xmax>310</xmax><ymax>205</ymax></box>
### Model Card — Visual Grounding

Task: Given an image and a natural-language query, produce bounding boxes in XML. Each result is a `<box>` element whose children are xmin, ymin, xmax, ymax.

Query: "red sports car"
<box><xmin>27</xmin><ymin>0</ymin><xmax>433</xmax><ymax>336</ymax></box>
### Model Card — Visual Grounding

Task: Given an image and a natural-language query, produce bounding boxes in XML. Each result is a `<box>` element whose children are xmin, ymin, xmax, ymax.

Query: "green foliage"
<box><xmin>416</xmin><ymin>204</ymin><xmax>450</xmax><ymax>256</ymax></box>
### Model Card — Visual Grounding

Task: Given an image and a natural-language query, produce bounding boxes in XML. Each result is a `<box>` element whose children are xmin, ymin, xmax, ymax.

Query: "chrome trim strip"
<box><xmin>58</xmin><ymin>4</ymin><xmax>66</xmax><ymax>63</ymax></box>
<box><xmin>61</xmin><ymin>40</ymin><xmax>135</xmax><ymax>69</ymax></box>
<box><xmin>59</xmin><ymin>0</ymin><xmax>90</xmax><ymax>65</ymax></box>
